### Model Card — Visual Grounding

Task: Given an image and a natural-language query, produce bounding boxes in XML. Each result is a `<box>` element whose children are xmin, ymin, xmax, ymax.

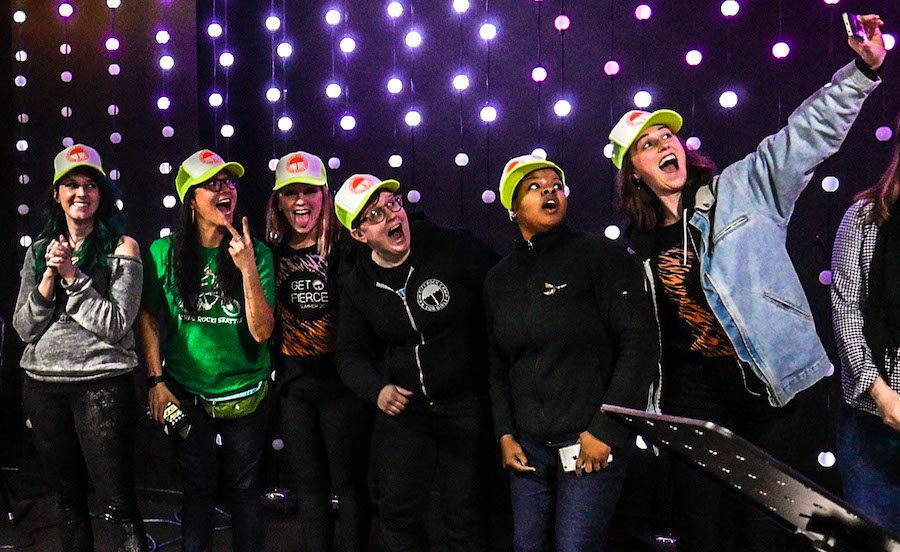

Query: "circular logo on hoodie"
<box><xmin>417</xmin><ymin>279</ymin><xmax>450</xmax><ymax>312</ymax></box>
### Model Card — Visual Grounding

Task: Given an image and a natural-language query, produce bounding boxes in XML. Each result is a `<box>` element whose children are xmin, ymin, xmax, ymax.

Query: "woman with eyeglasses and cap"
<box><xmin>483</xmin><ymin>155</ymin><xmax>658</xmax><ymax>551</ymax></box>
<box><xmin>608</xmin><ymin>16</ymin><xmax>886</xmax><ymax>552</ymax></box>
<box><xmin>138</xmin><ymin>149</ymin><xmax>274</xmax><ymax>551</ymax></box>
<box><xmin>264</xmin><ymin>151</ymin><xmax>371</xmax><ymax>551</ymax></box>
<box><xmin>13</xmin><ymin>144</ymin><xmax>148</xmax><ymax>551</ymax></box>
<box><xmin>333</xmin><ymin>174</ymin><xmax>498</xmax><ymax>551</ymax></box>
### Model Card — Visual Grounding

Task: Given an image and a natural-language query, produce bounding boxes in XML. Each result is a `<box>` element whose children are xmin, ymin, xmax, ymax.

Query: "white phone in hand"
<box><xmin>559</xmin><ymin>443</ymin><xmax>581</xmax><ymax>472</ymax></box>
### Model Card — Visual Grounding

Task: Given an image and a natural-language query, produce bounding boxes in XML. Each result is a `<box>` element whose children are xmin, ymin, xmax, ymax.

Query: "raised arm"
<box><xmin>721</xmin><ymin>15</ymin><xmax>885</xmax><ymax>223</ymax></box>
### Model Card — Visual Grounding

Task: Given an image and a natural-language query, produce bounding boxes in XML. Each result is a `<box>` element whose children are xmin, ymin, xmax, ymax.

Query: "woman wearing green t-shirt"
<box><xmin>138</xmin><ymin>149</ymin><xmax>275</xmax><ymax>552</ymax></box>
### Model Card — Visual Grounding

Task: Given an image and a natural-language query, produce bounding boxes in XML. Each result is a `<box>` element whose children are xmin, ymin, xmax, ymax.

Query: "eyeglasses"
<box><xmin>359</xmin><ymin>196</ymin><xmax>403</xmax><ymax>227</ymax></box>
<box><xmin>202</xmin><ymin>176</ymin><xmax>238</xmax><ymax>192</ymax></box>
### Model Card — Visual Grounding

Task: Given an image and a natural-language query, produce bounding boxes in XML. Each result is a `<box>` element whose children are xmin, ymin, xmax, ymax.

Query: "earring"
<box><xmin>508</xmin><ymin>210</ymin><xmax>516</xmax><ymax>221</ymax></box>
<box><xmin>191</xmin><ymin>208</ymin><xmax>195</xmax><ymax>223</ymax></box>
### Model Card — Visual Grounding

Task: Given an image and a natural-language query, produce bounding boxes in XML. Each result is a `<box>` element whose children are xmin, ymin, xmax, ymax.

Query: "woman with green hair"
<box><xmin>13</xmin><ymin>144</ymin><xmax>148</xmax><ymax>552</ymax></box>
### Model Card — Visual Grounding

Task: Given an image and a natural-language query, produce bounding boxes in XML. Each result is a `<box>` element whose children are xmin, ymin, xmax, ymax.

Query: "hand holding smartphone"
<box><xmin>559</xmin><ymin>443</ymin><xmax>613</xmax><ymax>473</ymax></box>
<box><xmin>842</xmin><ymin>12</ymin><xmax>867</xmax><ymax>41</ymax></box>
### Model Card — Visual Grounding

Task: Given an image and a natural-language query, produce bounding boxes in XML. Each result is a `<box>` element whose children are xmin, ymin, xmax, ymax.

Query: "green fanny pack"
<box><xmin>199</xmin><ymin>380</ymin><xmax>268</xmax><ymax>420</ymax></box>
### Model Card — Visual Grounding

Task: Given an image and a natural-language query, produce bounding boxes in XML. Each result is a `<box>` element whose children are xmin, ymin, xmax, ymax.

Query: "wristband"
<box><xmin>146</xmin><ymin>375</ymin><xmax>166</xmax><ymax>389</ymax></box>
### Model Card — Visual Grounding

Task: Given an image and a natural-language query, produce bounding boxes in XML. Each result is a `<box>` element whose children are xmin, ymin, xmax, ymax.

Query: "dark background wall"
<box><xmin>4</xmin><ymin>0</ymin><xmax>899</xmax><ymax>516</ymax></box>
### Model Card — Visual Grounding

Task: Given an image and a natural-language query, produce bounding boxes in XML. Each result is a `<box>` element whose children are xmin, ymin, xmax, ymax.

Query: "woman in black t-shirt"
<box><xmin>265</xmin><ymin>151</ymin><xmax>371</xmax><ymax>552</ymax></box>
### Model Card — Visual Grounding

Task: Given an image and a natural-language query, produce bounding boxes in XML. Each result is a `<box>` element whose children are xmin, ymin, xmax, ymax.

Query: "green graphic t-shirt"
<box><xmin>142</xmin><ymin>236</ymin><xmax>275</xmax><ymax>397</ymax></box>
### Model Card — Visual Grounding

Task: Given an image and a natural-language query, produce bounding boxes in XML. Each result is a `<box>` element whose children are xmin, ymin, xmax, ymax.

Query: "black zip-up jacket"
<box><xmin>336</xmin><ymin>221</ymin><xmax>499</xmax><ymax>407</ymax></box>
<box><xmin>484</xmin><ymin>224</ymin><xmax>658</xmax><ymax>448</ymax></box>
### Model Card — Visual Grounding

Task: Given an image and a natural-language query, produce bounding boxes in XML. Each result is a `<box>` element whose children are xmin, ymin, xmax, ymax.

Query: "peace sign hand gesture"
<box><xmin>225</xmin><ymin>216</ymin><xmax>257</xmax><ymax>274</ymax></box>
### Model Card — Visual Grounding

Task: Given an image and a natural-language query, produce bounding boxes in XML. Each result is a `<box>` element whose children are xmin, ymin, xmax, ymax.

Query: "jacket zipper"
<box><xmin>375</xmin><ymin>266</ymin><xmax>432</xmax><ymax>401</ymax></box>
<box><xmin>642</xmin><ymin>259</ymin><xmax>665</xmax><ymax>413</ymax></box>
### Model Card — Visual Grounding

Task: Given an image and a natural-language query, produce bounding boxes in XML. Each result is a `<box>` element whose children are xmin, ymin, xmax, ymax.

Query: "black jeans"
<box><xmin>375</xmin><ymin>395</ymin><xmax>486</xmax><ymax>551</ymax></box>
<box><xmin>23</xmin><ymin>373</ymin><xmax>148</xmax><ymax>552</ymax></box>
<box><xmin>662</xmin><ymin>355</ymin><xmax>800</xmax><ymax>552</ymax></box>
<box><xmin>280</xmin><ymin>381</ymin><xmax>372</xmax><ymax>552</ymax></box>
<box><xmin>168</xmin><ymin>380</ymin><xmax>269</xmax><ymax>552</ymax></box>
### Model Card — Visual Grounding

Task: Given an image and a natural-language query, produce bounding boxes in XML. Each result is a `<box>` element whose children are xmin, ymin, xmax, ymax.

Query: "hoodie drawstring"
<box><xmin>682</xmin><ymin>209</ymin><xmax>688</xmax><ymax>265</ymax></box>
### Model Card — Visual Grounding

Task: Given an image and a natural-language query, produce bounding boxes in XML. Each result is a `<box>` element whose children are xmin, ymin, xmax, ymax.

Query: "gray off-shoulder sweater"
<box><xmin>13</xmin><ymin>241</ymin><xmax>142</xmax><ymax>383</ymax></box>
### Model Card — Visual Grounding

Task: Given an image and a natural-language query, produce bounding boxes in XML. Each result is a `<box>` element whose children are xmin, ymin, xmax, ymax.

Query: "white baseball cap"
<box><xmin>175</xmin><ymin>149</ymin><xmax>245</xmax><ymax>201</ymax></box>
<box><xmin>334</xmin><ymin>174</ymin><xmax>400</xmax><ymax>230</ymax></box>
<box><xmin>608</xmin><ymin>109</ymin><xmax>683</xmax><ymax>169</ymax></box>
<box><xmin>498</xmin><ymin>155</ymin><xmax>566</xmax><ymax>210</ymax></box>
<box><xmin>273</xmin><ymin>151</ymin><xmax>327</xmax><ymax>191</ymax></box>
<box><xmin>53</xmin><ymin>144</ymin><xmax>105</xmax><ymax>183</ymax></box>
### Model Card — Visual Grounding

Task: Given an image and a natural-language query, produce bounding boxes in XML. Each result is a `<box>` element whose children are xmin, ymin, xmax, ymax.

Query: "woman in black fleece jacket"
<box><xmin>333</xmin><ymin>174</ymin><xmax>498</xmax><ymax>551</ymax></box>
<box><xmin>484</xmin><ymin>155</ymin><xmax>658</xmax><ymax>552</ymax></box>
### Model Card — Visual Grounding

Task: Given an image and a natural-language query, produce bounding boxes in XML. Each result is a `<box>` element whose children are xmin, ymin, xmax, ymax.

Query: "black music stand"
<box><xmin>601</xmin><ymin>404</ymin><xmax>900</xmax><ymax>552</ymax></box>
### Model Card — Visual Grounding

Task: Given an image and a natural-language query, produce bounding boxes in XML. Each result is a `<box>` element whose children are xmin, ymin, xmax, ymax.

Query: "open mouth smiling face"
<box><xmin>629</xmin><ymin>125</ymin><xmax>688</xmax><ymax>197</ymax></box>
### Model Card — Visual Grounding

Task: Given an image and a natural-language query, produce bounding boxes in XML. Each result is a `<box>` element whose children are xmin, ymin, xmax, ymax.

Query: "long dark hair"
<box><xmin>265</xmin><ymin>184</ymin><xmax>341</xmax><ymax>257</ymax></box>
<box><xmin>616</xmin><ymin>137</ymin><xmax>717</xmax><ymax>231</ymax></box>
<box><xmin>33</xmin><ymin>167</ymin><xmax>124</xmax><ymax>277</ymax></box>
<box><xmin>855</xmin><ymin>112</ymin><xmax>900</xmax><ymax>226</ymax></box>
<box><xmin>169</xmin><ymin>186</ymin><xmax>242</xmax><ymax>314</ymax></box>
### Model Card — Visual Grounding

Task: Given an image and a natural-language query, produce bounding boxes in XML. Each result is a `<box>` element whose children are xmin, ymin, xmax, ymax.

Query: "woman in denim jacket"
<box><xmin>608</xmin><ymin>15</ymin><xmax>886</xmax><ymax>552</ymax></box>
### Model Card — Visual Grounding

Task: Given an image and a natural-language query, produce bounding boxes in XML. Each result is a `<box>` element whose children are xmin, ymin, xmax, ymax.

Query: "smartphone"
<box><xmin>842</xmin><ymin>12</ymin><xmax>867</xmax><ymax>41</ymax></box>
<box><xmin>559</xmin><ymin>444</ymin><xmax>615</xmax><ymax>472</ymax></box>
<box><xmin>559</xmin><ymin>443</ymin><xmax>581</xmax><ymax>472</ymax></box>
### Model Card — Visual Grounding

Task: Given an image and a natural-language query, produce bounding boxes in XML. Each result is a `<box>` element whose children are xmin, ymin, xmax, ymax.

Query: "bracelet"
<box><xmin>146</xmin><ymin>375</ymin><xmax>166</xmax><ymax>389</ymax></box>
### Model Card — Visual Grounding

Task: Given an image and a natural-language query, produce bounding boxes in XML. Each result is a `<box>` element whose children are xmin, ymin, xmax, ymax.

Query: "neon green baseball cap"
<box><xmin>608</xmin><ymin>109</ymin><xmax>683</xmax><ymax>169</ymax></box>
<box><xmin>498</xmin><ymin>155</ymin><xmax>566</xmax><ymax>210</ymax></box>
<box><xmin>334</xmin><ymin>174</ymin><xmax>400</xmax><ymax>230</ymax></box>
<box><xmin>175</xmin><ymin>149</ymin><xmax>245</xmax><ymax>201</ymax></box>
<box><xmin>273</xmin><ymin>151</ymin><xmax>327</xmax><ymax>191</ymax></box>
<box><xmin>53</xmin><ymin>144</ymin><xmax>105</xmax><ymax>183</ymax></box>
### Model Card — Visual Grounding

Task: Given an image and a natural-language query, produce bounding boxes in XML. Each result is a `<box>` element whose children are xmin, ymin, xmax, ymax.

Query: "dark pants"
<box><xmin>280</xmin><ymin>381</ymin><xmax>372</xmax><ymax>552</ymax></box>
<box><xmin>375</xmin><ymin>395</ymin><xmax>485</xmax><ymax>551</ymax></box>
<box><xmin>169</xmin><ymin>381</ymin><xmax>269</xmax><ymax>552</ymax></box>
<box><xmin>662</xmin><ymin>356</ymin><xmax>796</xmax><ymax>552</ymax></box>
<box><xmin>509</xmin><ymin>434</ymin><xmax>631</xmax><ymax>552</ymax></box>
<box><xmin>836</xmin><ymin>403</ymin><xmax>900</xmax><ymax>534</ymax></box>
<box><xmin>23</xmin><ymin>373</ymin><xmax>148</xmax><ymax>552</ymax></box>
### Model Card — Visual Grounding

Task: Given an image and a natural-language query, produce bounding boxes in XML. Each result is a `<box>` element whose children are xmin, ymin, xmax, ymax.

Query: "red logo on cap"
<box><xmin>506</xmin><ymin>160</ymin><xmax>521</xmax><ymax>174</ymax></box>
<box><xmin>66</xmin><ymin>145</ymin><xmax>89</xmax><ymax>163</ymax></box>
<box><xmin>627</xmin><ymin>112</ymin><xmax>649</xmax><ymax>126</ymax></box>
<box><xmin>286</xmin><ymin>154</ymin><xmax>309</xmax><ymax>174</ymax></box>
<box><xmin>349</xmin><ymin>176</ymin><xmax>374</xmax><ymax>194</ymax></box>
<box><xmin>199</xmin><ymin>150</ymin><xmax>224</xmax><ymax>164</ymax></box>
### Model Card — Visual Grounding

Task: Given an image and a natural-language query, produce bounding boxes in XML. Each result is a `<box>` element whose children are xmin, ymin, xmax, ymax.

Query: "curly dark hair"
<box><xmin>168</xmin><ymin>186</ymin><xmax>242</xmax><ymax>314</ymax></box>
<box><xmin>33</xmin><ymin>166</ymin><xmax>124</xmax><ymax>277</ymax></box>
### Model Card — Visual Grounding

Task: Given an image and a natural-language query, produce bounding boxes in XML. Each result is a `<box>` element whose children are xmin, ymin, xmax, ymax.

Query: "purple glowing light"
<box><xmin>554</xmin><ymin>15</ymin><xmax>570</xmax><ymax>31</ymax></box>
<box><xmin>875</xmin><ymin>126</ymin><xmax>893</xmax><ymax>142</ymax></box>
<box><xmin>58</xmin><ymin>3</ymin><xmax>74</xmax><ymax>18</ymax></box>
<box><xmin>532</xmin><ymin>66</ymin><xmax>548</xmax><ymax>82</ymax></box>
<box><xmin>685</xmin><ymin>49</ymin><xmax>703</xmax><ymax>66</ymax></box>
<box><xmin>772</xmin><ymin>41</ymin><xmax>790</xmax><ymax>59</ymax></box>
<box><xmin>634</xmin><ymin>5</ymin><xmax>652</xmax><ymax>21</ymax></box>
<box><xmin>603</xmin><ymin>60</ymin><xmax>620</xmax><ymax>75</ymax></box>
<box><xmin>105</xmin><ymin>37</ymin><xmax>120</xmax><ymax>51</ymax></box>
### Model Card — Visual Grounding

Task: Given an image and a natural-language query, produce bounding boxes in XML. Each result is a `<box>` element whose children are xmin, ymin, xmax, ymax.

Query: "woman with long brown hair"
<box><xmin>609</xmin><ymin>17</ymin><xmax>886</xmax><ymax>551</ymax></box>
<box><xmin>831</xmin><ymin>110</ymin><xmax>900</xmax><ymax>534</ymax></box>
<box><xmin>265</xmin><ymin>151</ymin><xmax>370</xmax><ymax>551</ymax></box>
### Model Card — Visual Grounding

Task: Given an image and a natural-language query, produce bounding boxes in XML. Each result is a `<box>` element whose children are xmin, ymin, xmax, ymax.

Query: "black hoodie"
<box><xmin>336</xmin><ymin>220</ymin><xmax>499</xmax><ymax>407</ymax></box>
<box><xmin>484</xmin><ymin>224</ymin><xmax>658</xmax><ymax>448</ymax></box>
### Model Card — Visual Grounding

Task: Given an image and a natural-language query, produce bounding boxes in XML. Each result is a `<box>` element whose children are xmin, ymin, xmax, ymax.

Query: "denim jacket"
<box><xmin>633</xmin><ymin>60</ymin><xmax>880</xmax><ymax>408</ymax></box>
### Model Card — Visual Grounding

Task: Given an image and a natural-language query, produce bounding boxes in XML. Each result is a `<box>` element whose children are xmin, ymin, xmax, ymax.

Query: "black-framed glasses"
<box><xmin>202</xmin><ymin>176</ymin><xmax>238</xmax><ymax>192</ymax></box>
<box><xmin>360</xmin><ymin>196</ymin><xmax>403</xmax><ymax>226</ymax></box>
